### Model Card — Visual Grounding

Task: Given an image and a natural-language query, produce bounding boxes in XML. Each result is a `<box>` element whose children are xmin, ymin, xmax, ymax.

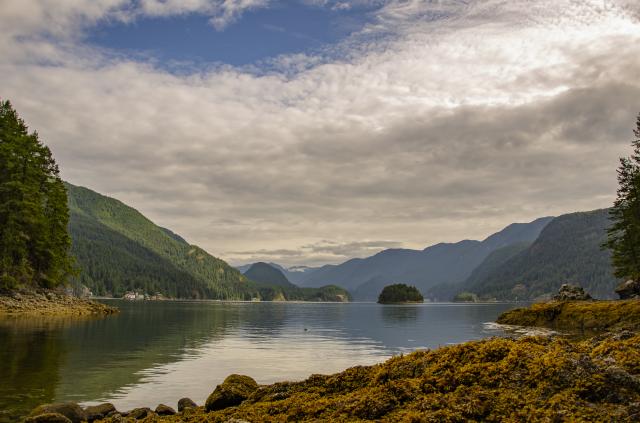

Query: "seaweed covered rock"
<box><xmin>177</xmin><ymin>398</ymin><xmax>197</xmax><ymax>412</ymax></box>
<box><xmin>24</xmin><ymin>413</ymin><xmax>73</xmax><ymax>423</ymax></box>
<box><xmin>84</xmin><ymin>403</ymin><xmax>116</xmax><ymax>421</ymax></box>
<box><xmin>205</xmin><ymin>374</ymin><xmax>259</xmax><ymax>412</ymax></box>
<box><xmin>553</xmin><ymin>283</ymin><xmax>592</xmax><ymax>301</ymax></box>
<box><xmin>28</xmin><ymin>403</ymin><xmax>86</xmax><ymax>423</ymax></box>
<box><xmin>616</xmin><ymin>279</ymin><xmax>640</xmax><ymax>299</ymax></box>
<box><xmin>497</xmin><ymin>300</ymin><xmax>640</xmax><ymax>332</ymax></box>
<box><xmin>154</xmin><ymin>404</ymin><xmax>175</xmax><ymax>416</ymax></box>
<box><xmin>127</xmin><ymin>407</ymin><xmax>153</xmax><ymax>419</ymax></box>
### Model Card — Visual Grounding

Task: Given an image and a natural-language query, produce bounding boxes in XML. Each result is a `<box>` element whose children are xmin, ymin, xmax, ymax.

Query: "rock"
<box><xmin>24</xmin><ymin>413</ymin><xmax>72</xmax><ymax>423</ymax></box>
<box><xmin>205</xmin><ymin>374</ymin><xmax>259</xmax><ymax>412</ymax></box>
<box><xmin>177</xmin><ymin>397</ymin><xmax>197</xmax><ymax>412</ymax></box>
<box><xmin>616</xmin><ymin>279</ymin><xmax>640</xmax><ymax>300</ymax></box>
<box><xmin>155</xmin><ymin>404</ymin><xmax>176</xmax><ymax>416</ymax></box>
<box><xmin>553</xmin><ymin>284</ymin><xmax>592</xmax><ymax>301</ymax></box>
<box><xmin>29</xmin><ymin>403</ymin><xmax>86</xmax><ymax>423</ymax></box>
<box><xmin>127</xmin><ymin>407</ymin><xmax>153</xmax><ymax>419</ymax></box>
<box><xmin>84</xmin><ymin>403</ymin><xmax>116</xmax><ymax>421</ymax></box>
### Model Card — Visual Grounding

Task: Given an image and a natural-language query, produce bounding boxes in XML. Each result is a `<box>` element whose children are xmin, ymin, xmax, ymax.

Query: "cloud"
<box><xmin>2</xmin><ymin>0</ymin><xmax>640</xmax><ymax>266</ymax></box>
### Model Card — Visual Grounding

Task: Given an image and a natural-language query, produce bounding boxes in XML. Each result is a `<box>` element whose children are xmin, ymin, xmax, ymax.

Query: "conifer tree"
<box><xmin>0</xmin><ymin>100</ymin><xmax>73</xmax><ymax>290</ymax></box>
<box><xmin>605</xmin><ymin>114</ymin><xmax>640</xmax><ymax>281</ymax></box>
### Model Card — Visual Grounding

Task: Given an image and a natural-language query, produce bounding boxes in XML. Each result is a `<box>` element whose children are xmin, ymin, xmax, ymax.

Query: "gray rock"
<box><xmin>29</xmin><ymin>403</ymin><xmax>86</xmax><ymax>423</ymax></box>
<box><xmin>84</xmin><ymin>403</ymin><xmax>116</xmax><ymax>421</ymax></box>
<box><xmin>616</xmin><ymin>279</ymin><xmax>640</xmax><ymax>300</ymax></box>
<box><xmin>553</xmin><ymin>284</ymin><xmax>592</xmax><ymax>301</ymax></box>
<box><xmin>177</xmin><ymin>397</ymin><xmax>197</xmax><ymax>412</ymax></box>
<box><xmin>155</xmin><ymin>404</ymin><xmax>176</xmax><ymax>416</ymax></box>
<box><xmin>24</xmin><ymin>413</ymin><xmax>72</xmax><ymax>423</ymax></box>
<box><xmin>205</xmin><ymin>374</ymin><xmax>259</xmax><ymax>412</ymax></box>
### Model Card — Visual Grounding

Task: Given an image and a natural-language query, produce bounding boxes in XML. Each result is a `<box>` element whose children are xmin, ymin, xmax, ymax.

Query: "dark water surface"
<box><xmin>0</xmin><ymin>300</ymin><xmax>520</xmax><ymax>421</ymax></box>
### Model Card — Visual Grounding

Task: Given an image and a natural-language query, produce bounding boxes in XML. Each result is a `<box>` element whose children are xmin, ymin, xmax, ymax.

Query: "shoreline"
<box><xmin>24</xmin><ymin>299</ymin><xmax>640</xmax><ymax>422</ymax></box>
<box><xmin>0</xmin><ymin>289</ymin><xmax>119</xmax><ymax>317</ymax></box>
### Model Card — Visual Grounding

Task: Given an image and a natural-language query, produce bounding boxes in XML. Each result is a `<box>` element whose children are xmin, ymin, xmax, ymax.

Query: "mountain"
<box><xmin>298</xmin><ymin>217</ymin><xmax>553</xmax><ymax>300</ymax></box>
<box><xmin>243</xmin><ymin>262</ymin><xmax>296</xmax><ymax>288</ymax></box>
<box><xmin>67</xmin><ymin>183</ymin><xmax>351</xmax><ymax>302</ymax></box>
<box><xmin>236</xmin><ymin>262</ymin><xmax>319</xmax><ymax>285</ymax></box>
<box><xmin>462</xmin><ymin>208</ymin><xmax>619</xmax><ymax>300</ymax></box>
<box><xmin>66</xmin><ymin>182</ymin><xmax>255</xmax><ymax>299</ymax></box>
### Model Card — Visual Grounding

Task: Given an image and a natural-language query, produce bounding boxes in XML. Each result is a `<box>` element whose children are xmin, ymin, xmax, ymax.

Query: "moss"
<box><xmin>496</xmin><ymin>299</ymin><xmax>640</xmax><ymax>333</ymax></box>
<box><xmin>95</xmin><ymin>330</ymin><xmax>640</xmax><ymax>422</ymax></box>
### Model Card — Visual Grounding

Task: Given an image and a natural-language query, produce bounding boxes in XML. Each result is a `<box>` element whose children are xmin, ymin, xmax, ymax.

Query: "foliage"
<box><xmin>464</xmin><ymin>209</ymin><xmax>619</xmax><ymax>300</ymax></box>
<box><xmin>605</xmin><ymin>114</ymin><xmax>640</xmax><ymax>281</ymax></box>
<box><xmin>497</xmin><ymin>300</ymin><xmax>640</xmax><ymax>333</ymax></box>
<box><xmin>377</xmin><ymin>283</ymin><xmax>423</xmax><ymax>304</ymax></box>
<box><xmin>0</xmin><ymin>101</ymin><xmax>74</xmax><ymax>290</ymax></box>
<box><xmin>109</xmin><ymin>330</ymin><xmax>640</xmax><ymax>422</ymax></box>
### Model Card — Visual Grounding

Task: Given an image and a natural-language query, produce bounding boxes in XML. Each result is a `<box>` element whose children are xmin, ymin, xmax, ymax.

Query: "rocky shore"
<box><xmin>0</xmin><ymin>289</ymin><xmax>118</xmax><ymax>316</ymax></box>
<box><xmin>25</xmin><ymin>301</ymin><xmax>640</xmax><ymax>422</ymax></box>
<box><xmin>497</xmin><ymin>299</ymin><xmax>640</xmax><ymax>333</ymax></box>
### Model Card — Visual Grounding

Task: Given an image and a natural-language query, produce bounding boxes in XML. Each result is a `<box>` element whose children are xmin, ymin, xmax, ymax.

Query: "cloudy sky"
<box><xmin>2</xmin><ymin>0</ymin><xmax>640</xmax><ymax>267</ymax></box>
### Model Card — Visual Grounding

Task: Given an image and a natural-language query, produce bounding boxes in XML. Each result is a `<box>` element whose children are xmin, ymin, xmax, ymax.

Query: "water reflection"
<box><xmin>0</xmin><ymin>301</ymin><xmax>520</xmax><ymax>420</ymax></box>
<box><xmin>380</xmin><ymin>305</ymin><xmax>421</xmax><ymax>323</ymax></box>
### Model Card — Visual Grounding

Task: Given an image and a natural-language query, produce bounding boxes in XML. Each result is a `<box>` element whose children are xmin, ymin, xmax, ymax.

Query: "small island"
<box><xmin>377</xmin><ymin>283</ymin><xmax>424</xmax><ymax>304</ymax></box>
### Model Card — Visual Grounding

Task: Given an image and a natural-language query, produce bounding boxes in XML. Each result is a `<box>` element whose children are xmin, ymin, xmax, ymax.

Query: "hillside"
<box><xmin>243</xmin><ymin>263</ymin><xmax>296</xmax><ymax>288</ymax></box>
<box><xmin>237</xmin><ymin>263</ymin><xmax>319</xmax><ymax>285</ymax></box>
<box><xmin>299</xmin><ymin>217</ymin><xmax>553</xmax><ymax>300</ymax></box>
<box><xmin>67</xmin><ymin>183</ymin><xmax>258</xmax><ymax>299</ymax></box>
<box><xmin>464</xmin><ymin>209</ymin><xmax>619</xmax><ymax>300</ymax></box>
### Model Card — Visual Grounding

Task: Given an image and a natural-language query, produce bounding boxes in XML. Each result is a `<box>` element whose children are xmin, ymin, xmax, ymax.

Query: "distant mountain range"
<box><xmin>72</xmin><ymin>180</ymin><xmax>617</xmax><ymax>302</ymax></box>
<box><xmin>293</xmin><ymin>217</ymin><xmax>553</xmax><ymax>300</ymax></box>
<box><xmin>239</xmin><ymin>210</ymin><xmax>619</xmax><ymax>301</ymax></box>
<box><xmin>66</xmin><ymin>183</ymin><xmax>348</xmax><ymax>302</ymax></box>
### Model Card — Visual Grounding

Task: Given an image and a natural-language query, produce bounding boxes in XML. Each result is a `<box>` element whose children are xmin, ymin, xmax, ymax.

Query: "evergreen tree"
<box><xmin>605</xmin><ymin>114</ymin><xmax>640</xmax><ymax>281</ymax></box>
<box><xmin>0</xmin><ymin>100</ymin><xmax>73</xmax><ymax>290</ymax></box>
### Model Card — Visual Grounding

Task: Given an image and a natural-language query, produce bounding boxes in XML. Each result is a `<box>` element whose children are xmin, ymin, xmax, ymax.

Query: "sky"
<box><xmin>2</xmin><ymin>0</ymin><xmax>640</xmax><ymax>268</ymax></box>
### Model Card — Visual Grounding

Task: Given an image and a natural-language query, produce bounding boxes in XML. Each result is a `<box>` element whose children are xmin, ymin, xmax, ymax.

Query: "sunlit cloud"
<box><xmin>2</xmin><ymin>0</ymin><xmax>639</xmax><ymax>266</ymax></box>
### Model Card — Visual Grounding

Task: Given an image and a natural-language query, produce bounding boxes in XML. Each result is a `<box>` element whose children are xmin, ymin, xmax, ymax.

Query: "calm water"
<box><xmin>0</xmin><ymin>300</ymin><xmax>520</xmax><ymax>421</ymax></box>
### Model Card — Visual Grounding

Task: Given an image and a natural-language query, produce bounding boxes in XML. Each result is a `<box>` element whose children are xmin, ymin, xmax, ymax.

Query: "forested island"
<box><xmin>377</xmin><ymin>283</ymin><xmax>424</xmax><ymax>304</ymax></box>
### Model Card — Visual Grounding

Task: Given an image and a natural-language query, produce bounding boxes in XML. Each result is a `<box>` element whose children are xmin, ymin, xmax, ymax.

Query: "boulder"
<box><xmin>155</xmin><ymin>404</ymin><xmax>176</xmax><ymax>416</ymax></box>
<box><xmin>616</xmin><ymin>279</ymin><xmax>640</xmax><ymax>300</ymax></box>
<box><xmin>24</xmin><ymin>413</ymin><xmax>72</xmax><ymax>423</ymax></box>
<box><xmin>205</xmin><ymin>374</ymin><xmax>259</xmax><ymax>412</ymax></box>
<box><xmin>127</xmin><ymin>407</ymin><xmax>153</xmax><ymax>419</ymax></box>
<box><xmin>29</xmin><ymin>403</ymin><xmax>86</xmax><ymax>423</ymax></box>
<box><xmin>84</xmin><ymin>403</ymin><xmax>116</xmax><ymax>421</ymax></box>
<box><xmin>553</xmin><ymin>284</ymin><xmax>592</xmax><ymax>301</ymax></box>
<box><xmin>177</xmin><ymin>397</ymin><xmax>197</xmax><ymax>412</ymax></box>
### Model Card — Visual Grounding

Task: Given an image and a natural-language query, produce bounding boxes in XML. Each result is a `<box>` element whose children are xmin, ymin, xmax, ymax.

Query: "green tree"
<box><xmin>605</xmin><ymin>114</ymin><xmax>640</xmax><ymax>281</ymax></box>
<box><xmin>0</xmin><ymin>100</ymin><xmax>74</xmax><ymax>290</ymax></box>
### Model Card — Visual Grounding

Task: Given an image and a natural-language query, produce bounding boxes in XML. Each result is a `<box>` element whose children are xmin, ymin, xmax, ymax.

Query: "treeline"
<box><xmin>0</xmin><ymin>101</ymin><xmax>74</xmax><ymax>291</ymax></box>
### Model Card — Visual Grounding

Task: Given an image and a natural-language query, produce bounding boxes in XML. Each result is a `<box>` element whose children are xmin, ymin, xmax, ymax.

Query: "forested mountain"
<box><xmin>237</xmin><ymin>262</ymin><xmax>319</xmax><ymax>284</ymax></box>
<box><xmin>463</xmin><ymin>209</ymin><xmax>618</xmax><ymax>300</ymax></box>
<box><xmin>67</xmin><ymin>183</ymin><xmax>254</xmax><ymax>299</ymax></box>
<box><xmin>243</xmin><ymin>262</ymin><xmax>295</xmax><ymax>288</ymax></box>
<box><xmin>67</xmin><ymin>183</ymin><xmax>350</xmax><ymax>302</ymax></box>
<box><xmin>298</xmin><ymin>217</ymin><xmax>553</xmax><ymax>300</ymax></box>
